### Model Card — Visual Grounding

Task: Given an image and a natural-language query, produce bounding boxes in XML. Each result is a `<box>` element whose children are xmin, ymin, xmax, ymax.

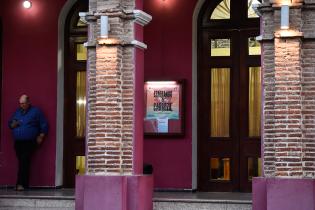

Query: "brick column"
<box><xmin>253</xmin><ymin>0</ymin><xmax>315</xmax><ymax>210</ymax></box>
<box><xmin>75</xmin><ymin>1</ymin><xmax>152</xmax><ymax>210</ymax></box>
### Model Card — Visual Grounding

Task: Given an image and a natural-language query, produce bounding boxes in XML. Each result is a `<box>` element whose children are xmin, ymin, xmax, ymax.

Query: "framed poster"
<box><xmin>144</xmin><ymin>80</ymin><xmax>184</xmax><ymax>136</ymax></box>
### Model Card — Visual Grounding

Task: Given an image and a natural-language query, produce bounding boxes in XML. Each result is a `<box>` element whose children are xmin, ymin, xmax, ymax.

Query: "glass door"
<box><xmin>198</xmin><ymin>0</ymin><xmax>261</xmax><ymax>192</ymax></box>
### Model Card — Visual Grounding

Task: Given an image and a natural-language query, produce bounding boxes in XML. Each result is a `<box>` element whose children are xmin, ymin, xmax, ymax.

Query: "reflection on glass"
<box><xmin>249</xmin><ymin>67</ymin><xmax>261</xmax><ymax>137</ymax></box>
<box><xmin>76</xmin><ymin>156</ymin><xmax>86</xmax><ymax>175</ymax></box>
<box><xmin>210</xmin><ymin>0</ymin><xmax>230</xmax><ymax>20</ymax></box>
<box><xmin>248</xmin><ymin>157</ymin><xmax>261</xmax><ymax>180</ymax></box>
<box><xmin>210</xmin><ymin>158</ymin><xmax>231</xmax><ymax>180</ymax></box>
<box><xmin>248</xmin><ymin>0</ymin><xmax>261</xmax><ymax>18</ymax></box>
<box><xmin>211</xmin><ymin>68</ymin><xmax>230</xmax><ymax>137</ymax></box>
<box><xmin>76</xmin><ymin>43</ymin><xmax>87</xmax><ymax>61</ymax></box>
<box><xmin>77</xmin><ymin>17</ymin><xmax>87</xmax><ymax>27</ymax></box>
<box><xmin>76</xmin><ymin>71</ymin><xmax>86</xmax><ymax>138</ymax></box>
<box><xmin>248</xmin><ymin>37</ymin><xmax>261</xmax><ymax>55</ymax></box>
<box><xmin>211</xmin><ymin>39</ymin><xmax>230</xmax><ymax>56</ymax></box>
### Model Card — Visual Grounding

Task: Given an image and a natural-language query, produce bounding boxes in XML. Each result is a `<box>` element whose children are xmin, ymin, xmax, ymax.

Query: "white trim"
<box><xmin>56</xmin><ymin>0</ymin><xmax>77</xmax><ymax>187</ymax></box>
<box><xmin>133</xmin><ymin>10</ymin><xmax>152</xmax><ymax>26</ymax></box>
<box><xmin>131</xmin><ymin>40</ymin><xmax>147</xmax><ymax>49</ymax></box>
<box><xmin>192</xmin><ymin>0</ymin><xmax>206</xmax><ymax>191</ymax></box>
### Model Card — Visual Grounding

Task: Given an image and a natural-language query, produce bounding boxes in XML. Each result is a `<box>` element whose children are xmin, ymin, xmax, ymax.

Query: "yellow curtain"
<box><xmin>76</xmin><ymin>71</ymin><xmax>86</xmax><ymax>138</ymax></box>
<box><xmin>76</xmin><ymin>43</ymin><xmax>87</xmax><ymax>61</ymax></box>
<box><xmin>210</xmin><ymin>68</ymin><xmax>230</xmax><ymax>137</ymax></box>
<box><xmin>247</xmin><ymin>157</ymin><xmax>262</xmax><ymax>180</ymax></box>
<box><xmin>249</xmin><ymin>67</ymin><xmax>261</xmax><ymax>137</ymax></box>
<box><xmin>76</xmin><ymin>156</ymin><xmax>86</xmax><ymax>175</ymax></box>
<box><xmin>210</xmin><ymin>158</ymin><xmax>230</xmax><ymax>180</ymax></box>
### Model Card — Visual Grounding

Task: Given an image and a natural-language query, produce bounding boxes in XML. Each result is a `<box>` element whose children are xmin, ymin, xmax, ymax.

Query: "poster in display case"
<box><xmin>144</xmin><ymin>80</ymin><xmax>184</xmax><ymax>136</ymax></box>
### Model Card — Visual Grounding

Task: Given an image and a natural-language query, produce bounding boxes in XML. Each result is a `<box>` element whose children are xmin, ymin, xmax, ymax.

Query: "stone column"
<box><xmin>75</xmin><ymin>0</ymin><xmax>152</xmax><ymax>210</ymax></box>
<box><xmin>253</xmin><ymin>0</ymin><xmax>315</xmax><ymax>209</ymax></box>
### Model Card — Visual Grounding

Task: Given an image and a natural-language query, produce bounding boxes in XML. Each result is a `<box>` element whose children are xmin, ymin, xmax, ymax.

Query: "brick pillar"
<box><xmin>75</xmin><ymin>1</ymin><xmax>152</xmax><ymax>210</ymax></box>
<box><xmin>253</xmin><ymin>0</ymin><xmax>315</xmax><ymax>210</ymax></box>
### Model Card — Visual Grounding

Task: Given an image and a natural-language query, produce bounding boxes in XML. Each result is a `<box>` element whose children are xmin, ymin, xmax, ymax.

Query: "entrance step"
<box><xmin>153</xmin><ymin>192</ymin><xmax>252</xmax><ymax>210</ymax></box>
<box><xmin>0</xmin><ymin>189</ymin><xmax>252</xmax><ymax>210</ymax></box>
<box><xmin>0</xmin><ymin>198</ymin><xmax>74</xmax><ymax>210</ymax></box>
<box><xmin>0</xmin><ymin>188</ymin><xmax>74</xmax><ymax>210</ymax></box>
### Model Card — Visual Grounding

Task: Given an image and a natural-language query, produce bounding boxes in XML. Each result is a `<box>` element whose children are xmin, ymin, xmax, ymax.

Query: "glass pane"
<box><xmin>76</xmin><ymin>156</ymin><xmax>86</xmax><ymax>175</ymax></box>
<box><xmin>248</xmin><ymin>157</ymin><xmax>261</xmax><ymax>180</ymax></box>
<box><xmin>249</xmin><ymin>67</ymin><xmax>261</xmax><ymax>137</ymax></box>
<box><xmin>76</xmin><ymin>71</ymin><xmax>86</xmax><ymax>138</ymax></box>
<box><xmin>211</xmin><ymin>68</ymin><xmax>230</xmax><ymax>137</ymax></box>
<box><xmin>76</xmin><ymin>43</ymin><xmax>87</xmax><ymax>61</ymax></box>
<box><xmin>77</xmin><ymin>18</ymin><xmax>87</xmax><ymax>27</ymax></box>
<box><xmin>248</xmin><ymin>37</ymin><xmax>261</xmax><ymax>55</ymax></box>
<box><xmin>210</xmin><ymin>158</ymin><xmax>231</xmax><ymax>180</ymax></box>
<box><xmin>211</xmin><ymin>39</ymin><xmax>230</xmax><ymax>57</ymax></box>
<box><xmin>248</xmin><ymin>0</ymin><xmax>261</xmax><ymax>18</ymax></box>
<box><xmin>210</xmin><ymin>0</ymin><xmax>230</xmax><ymax>20</ymax></box>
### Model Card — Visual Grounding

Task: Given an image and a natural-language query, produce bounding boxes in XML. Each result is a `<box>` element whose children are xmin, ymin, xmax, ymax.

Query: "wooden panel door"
<box><xmin>198</xmin><ymin>28</ymin><xmax>261</xmax><ymax>192</ymax></box>
<box><xmin>197</xmin><ymin>0</ymin><xmax>261</xmax><ymax>192</ymax></box>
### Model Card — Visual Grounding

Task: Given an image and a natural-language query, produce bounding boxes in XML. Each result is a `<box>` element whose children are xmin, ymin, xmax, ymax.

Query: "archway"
<box><xmin>56</xmin><ymin>0</ymin><xmax>87</xmax><ymax>187</ymax></box>
<box><xmin>63</xmin><ymin>0</ymin><xmax>88</xmax><ymax>187</ymax></box>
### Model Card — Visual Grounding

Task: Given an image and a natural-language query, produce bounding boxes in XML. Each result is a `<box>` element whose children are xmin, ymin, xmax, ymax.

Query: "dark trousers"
<box><xmin>14</xmin><ymin>140</ymin><xmax>36</xmax><ymax>188</ymax></box>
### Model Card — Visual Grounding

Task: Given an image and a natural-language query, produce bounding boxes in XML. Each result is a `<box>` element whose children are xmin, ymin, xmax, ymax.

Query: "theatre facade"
<box><xmin>1</xmin><ymin>0</ymin><xmax>315</xmax><ymax>209</ymax></box>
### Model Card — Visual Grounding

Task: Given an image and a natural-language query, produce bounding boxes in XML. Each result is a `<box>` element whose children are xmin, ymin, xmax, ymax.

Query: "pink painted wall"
<box><xmin>143</xmin><ymin>0</ymin><xmax>197</xmax><ymax>189</ymax></box>
<box><xmin>0</xmin><ymin>0</ymin><xmax>199</xmax><ymax>189</ymax></box>
<box><xmin>0</xmin><ymin>0</ymin><xmax>66</xmax><ymax>186</ymax></box>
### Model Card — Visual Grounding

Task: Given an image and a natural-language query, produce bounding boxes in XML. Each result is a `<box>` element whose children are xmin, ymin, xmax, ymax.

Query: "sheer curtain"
<box><xmin>76</xmin><ymin>71</ymin><xmax>86</xmax><ymax>138</ymax></box>
<box><xmin>249</xmin><ymin>67</ymin><xmax>261</xmax><ymax>137</ymax></box>
<box><xmin>211</xmin><ymin>68</ymin><xmax>230</xmax><ymax>137</ymax></box>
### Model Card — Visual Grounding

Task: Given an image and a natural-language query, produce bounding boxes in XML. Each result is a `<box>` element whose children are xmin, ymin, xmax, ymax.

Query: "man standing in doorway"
<box><xmin>8</xmin><ymin>94</ymin><xmax>48</xmax><ymax>191</ymax></box>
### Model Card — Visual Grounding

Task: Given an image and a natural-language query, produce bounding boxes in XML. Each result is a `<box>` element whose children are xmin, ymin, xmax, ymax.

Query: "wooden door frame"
<box><xmin>196</xmin><ymin>0</ymin><xmax>261</xmax><ymax>192</ymax></box>
<box><xmin>238</xmin><ymin>29</ymin><xmax>261</xmax><ymax>192</ymax></box>
<box><xmin>63</xmin><ymin>0</ymin><xmax>87</xmax><ymax>188</ymax></box>
<box><xmin>197</xmin><ymin>29</ymin><xmax>241</xmax><ymax>192</ymax></box>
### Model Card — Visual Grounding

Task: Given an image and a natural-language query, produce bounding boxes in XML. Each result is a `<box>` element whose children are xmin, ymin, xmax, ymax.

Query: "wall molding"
<box><xmin>191</xmin><ymin>0</ymin><xmax>206</xmax><ymax>191</ymax></box>
<box><xmin>56</xmin><ymin>0</ymin><xmax>77</xmax><ymax>187</ymax></box>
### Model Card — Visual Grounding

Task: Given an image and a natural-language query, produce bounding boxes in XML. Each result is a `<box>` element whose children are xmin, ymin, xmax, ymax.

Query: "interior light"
<box><xmin>23</xmin><ymin>0</ymin><xmax>32</xmax><ymax>9</ymax></box>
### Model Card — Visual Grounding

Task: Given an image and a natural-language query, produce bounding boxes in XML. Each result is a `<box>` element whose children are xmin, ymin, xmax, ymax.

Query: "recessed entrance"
<box><xmin>63</xmin><ymin>0</ymin><xmax>88</xmax><ymax>187</ymax></box>
<box><xmin>197</xmin><ymin>0</ymin><xmax>261</xmax><ymax>192</ymax></box>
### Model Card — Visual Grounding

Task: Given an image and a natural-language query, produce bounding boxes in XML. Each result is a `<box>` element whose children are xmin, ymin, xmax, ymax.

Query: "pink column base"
<box><xmin>75</xmin><ymin>175</ymin><xmax>153</xmax><ymax>210</ymax></box>
<box><xmin>253</xmin><ymin>177</ymin><xmax>315</xmax><ymax>210</ymax></box>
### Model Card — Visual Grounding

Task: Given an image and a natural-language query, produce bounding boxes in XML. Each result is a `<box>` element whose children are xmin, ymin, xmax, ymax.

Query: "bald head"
<box><xmin>19</xmin><ymin>94</ymin><xmax>30</xmax><ymax>110</ymax></box>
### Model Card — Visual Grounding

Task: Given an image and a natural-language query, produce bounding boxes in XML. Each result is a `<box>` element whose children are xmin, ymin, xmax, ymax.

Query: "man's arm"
<box><xmin>8</xmin><ymin>110</ymin><xmax>19</xmax><ymax>129</ymax></box>
<box><xmin>36</xmin><ymin>109</ymin><xmax>48</xmax><ymax>145</ymax></box>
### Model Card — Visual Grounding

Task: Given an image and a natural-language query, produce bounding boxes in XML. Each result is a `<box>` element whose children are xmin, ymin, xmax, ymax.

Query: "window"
<box><xmin>210</xmin><ymin>0</ymin><xmax>230</xmax><ymax>20</ymax></box>
<box><xmin>248</xmin><ymin>0</ymin><xmax>261</xmax><ymax>18</ymax></box>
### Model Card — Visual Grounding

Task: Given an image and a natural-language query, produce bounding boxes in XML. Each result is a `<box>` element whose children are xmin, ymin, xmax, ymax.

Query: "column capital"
<box><xmin>132</xmin><ymin>10</ymin><xmax>152</xmax><ymax>26</ymax></box>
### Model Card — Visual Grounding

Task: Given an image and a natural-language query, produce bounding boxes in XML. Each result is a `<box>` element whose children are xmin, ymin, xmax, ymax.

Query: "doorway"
<box><xmin>63</xmin><ymin>0</ymin><xmax>88</xmax><ymax>188</ymax></box>
<box><xmin>197</xmin><ymin>0</ymin><xmax>261</xmax><ymax>192</ymax></box>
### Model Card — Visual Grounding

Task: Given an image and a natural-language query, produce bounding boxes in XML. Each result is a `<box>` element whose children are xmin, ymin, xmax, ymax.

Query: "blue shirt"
<box><xmin>8</xmin><ymin>106</ymin><xmax>48</xmax><ymax>141</ymax></box>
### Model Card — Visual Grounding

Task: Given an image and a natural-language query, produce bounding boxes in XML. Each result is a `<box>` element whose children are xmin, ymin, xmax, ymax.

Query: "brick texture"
<box><xmin>260</xmin><ymin>1</ymin><xmax>315</xmax><ymax>178</ymax></box>
<box><xmin>86</xmin><ymin>0</ymin><xmax>136</xmax><ymax>175</ymax></box>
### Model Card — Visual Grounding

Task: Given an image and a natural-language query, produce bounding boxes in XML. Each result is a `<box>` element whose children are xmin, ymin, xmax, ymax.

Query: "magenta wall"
<box><xmin>0</xmin><ymin>0</ymin><xmax>66</xmax><ymax>186</ymax></box>
<box><xmin>0</xmin><ymin>0</ymin><xmax>200</xmax><ymax>189</ymax></box>
<box><xmin>143</xmin><ymin>0</ymin><xmax>197</xmax><ymax>189</ymax></box>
